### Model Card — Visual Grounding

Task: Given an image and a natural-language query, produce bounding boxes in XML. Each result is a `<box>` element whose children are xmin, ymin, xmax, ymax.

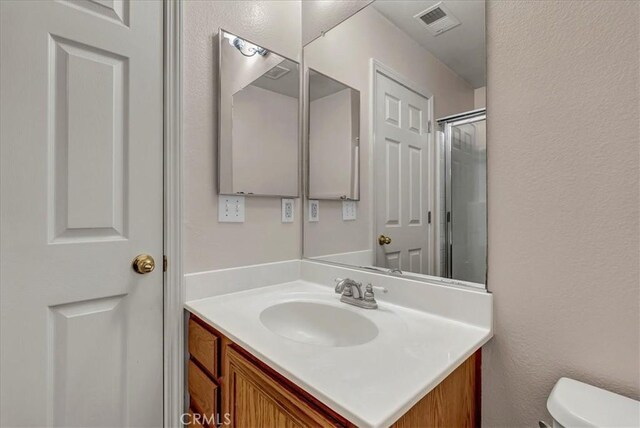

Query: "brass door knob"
<box><xmin>132</xmin><ymin>254</ymin><xmax>155</xmax><ymax>274</ymax></box>
<box><xmin>378</xmin><ymin>235</ymin><xmax>392</xmax><ymax>245</ymax></box>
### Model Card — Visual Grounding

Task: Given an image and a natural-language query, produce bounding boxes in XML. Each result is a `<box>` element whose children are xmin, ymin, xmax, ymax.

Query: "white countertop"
<box><xmin>185</xmin><ymin>280</ymin><xmax>492</xmax><ymax>427</ymax></box>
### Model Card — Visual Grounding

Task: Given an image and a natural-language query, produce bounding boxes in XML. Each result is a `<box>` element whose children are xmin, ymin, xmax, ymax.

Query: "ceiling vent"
<box><xmin>415</xmin><ymin>2</ymin><xmax>461</xmax><ymax>36</ymax></box>
<box><xmin>264</xmin><ymin>65</ymin><xmax>290</xmax><ymax>80</ymax></box>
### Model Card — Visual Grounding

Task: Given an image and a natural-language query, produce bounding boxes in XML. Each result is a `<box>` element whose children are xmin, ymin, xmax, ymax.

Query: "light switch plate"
<box><xmin>218</xmin><ymin>195</ymin><xmax>245</xmax><ymax>222</ymax></box>
<box><xmin>342</xmin><ymin>200</ymin><xmax>357</xmax><ymax>221</ymax></box>
<box><xmin>281</xmin><ymin>199</ymin><xmax>294</xmax><ymax>223</ymax></box>
<box><xmin>308</xmin><ymin>200</ymin><xmax>319</xmax><ymax>222</ymax></box>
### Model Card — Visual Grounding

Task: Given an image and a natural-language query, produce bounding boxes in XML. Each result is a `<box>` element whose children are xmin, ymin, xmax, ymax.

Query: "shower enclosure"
<box><xmin>438</xmin><ymin>109</ymin><xmax>487</xmax><ymax>284</ymax></box>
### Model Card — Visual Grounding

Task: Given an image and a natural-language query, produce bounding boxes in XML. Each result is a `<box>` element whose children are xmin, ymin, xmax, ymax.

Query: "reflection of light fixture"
<box><xmin>229</xmin><ymin>36</ymin><xmax>268</xmax><ymax>57</ymax></box>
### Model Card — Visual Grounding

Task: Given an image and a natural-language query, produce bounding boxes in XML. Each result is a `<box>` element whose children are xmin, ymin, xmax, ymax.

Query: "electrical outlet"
<box><xmin>342</xmin><ymin>200</ymin><xmax>357</xmax><ymax>221</ymax></box>
<box><xmin>218</xmin><ymin>195</ymin><xmax>245</xmax><ymax>222</ymax></box>
<box><xmin>308</xmin><ymin>200</ymin><xmax>319</xmax><ymax>222</ymax></box>
<box><xmin>281</xmin><ymin>199</ymin><xmax>294</xmax><ymax>223</ymax></box>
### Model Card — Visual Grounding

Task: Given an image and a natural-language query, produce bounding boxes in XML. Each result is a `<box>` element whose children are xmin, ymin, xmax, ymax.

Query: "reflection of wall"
<box><xmin>232</xmin><ymin>86</ymin><xmax>298</xmax><ymax>196</ymax></box>
<box><xmin>303</xmin><ymin>6</ymin><xmax>474</xmax><ymax>259</ymax></box>
<box><xmin>484</xmin><ymin>1</ymin><xmax>639</xmax><ymax>426</ymax></box>
<box><xmin>309</xmin><ymin>89</ymin><xmax>353</xmax><ymax>199</ymax></box>
<box><xmin>474</xmin><ymin>87</ymin><xmax>486</xmax><ymax>109</ymax></box>
<box><xmin>184</xmin><ymin>1</ymin><xmax>301</xmax><ymax>273</ymax></box>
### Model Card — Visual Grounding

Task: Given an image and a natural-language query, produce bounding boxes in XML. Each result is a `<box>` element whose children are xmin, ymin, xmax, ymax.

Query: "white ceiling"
<box><xmin>372</xmin><ymin>0</ymin><xmax>486</xmax><ymax>88</ymax></box>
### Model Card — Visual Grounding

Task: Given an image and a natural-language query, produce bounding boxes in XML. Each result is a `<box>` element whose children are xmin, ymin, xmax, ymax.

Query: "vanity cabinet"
<box><xmin>187</xmin><ymin>313</ymin><xmax>480</xmax><ymax>427</ymax></box>
<box><xmin>225</xmin><ymin>345</ymin><xmax>341</xmax><ymax>427</ymax></box>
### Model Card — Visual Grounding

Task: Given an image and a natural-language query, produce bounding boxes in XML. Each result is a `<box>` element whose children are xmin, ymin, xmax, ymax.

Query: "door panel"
<box><xmin>375</xmin><ymin>73</ymin><xmax>431</xmax><ymax>275</ymax></box>
<box><xmin>50</xmin><ymin>295</ymin><xmax>128</xmax><ymax>427</ymax></box>
<box><xmin>0</xmin><ymin>1</ymin><xmax>164</xmax><ymax>426</ymax></box>
<box><xmin>50</xmin><ymin>35</ymin><xmax>128</xmax><ymax>242</ymax></box>
<box><xmin>385</xmin><ymin>138</ymin><xmax>401</xmax><ymax>225</ymax></box>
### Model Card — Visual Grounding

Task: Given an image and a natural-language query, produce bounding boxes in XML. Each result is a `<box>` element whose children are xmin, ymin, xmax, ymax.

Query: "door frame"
<box><xmin>163</xmin><ymin>1</ymin><xmax>184</xmax><ymax>427</ymax></box>
<box><xmin>369</xmin><ymin>59</ymin><xmax>436</xmax><ymax>275</ymax></box>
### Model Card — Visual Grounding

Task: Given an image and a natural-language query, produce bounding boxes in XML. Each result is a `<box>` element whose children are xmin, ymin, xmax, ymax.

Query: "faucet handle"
<box><xmin>363</xmin><ymin>283</ymin><xmax>388</xmax><ymax>302</ymax></box>
<box><xmin>370</xmin><ymin>284</ymin><xmax>388</xmax><ymax>293</ymax></box>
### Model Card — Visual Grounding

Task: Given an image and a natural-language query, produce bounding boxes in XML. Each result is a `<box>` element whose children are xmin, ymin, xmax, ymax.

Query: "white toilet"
<box><xmin>547</xmin><ymin>377</ymin><xmax>640</xmax><ymax>427</ymax></box>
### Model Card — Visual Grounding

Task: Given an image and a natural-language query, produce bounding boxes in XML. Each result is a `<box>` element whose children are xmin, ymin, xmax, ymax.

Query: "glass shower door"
<box><xmin>444</xmin><ymin>111</ymin><xmax>486</xmax><ymax>284</ymax></box>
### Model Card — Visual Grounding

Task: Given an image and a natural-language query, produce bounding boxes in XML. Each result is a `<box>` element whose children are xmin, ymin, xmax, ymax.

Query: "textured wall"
<box><xmin>184</xmin><ymin>1</ymin><xmax>302</xmax><ymax>273</ymax></box>
<box><xmin>301</xmin><ymin>0</ymin><xmax>373</xmax><ymax>45</ymax></box>
<box><xmin>483</xmin><ymin>1</ymin><xmax>640</xmax><ymax>426</ymax></box>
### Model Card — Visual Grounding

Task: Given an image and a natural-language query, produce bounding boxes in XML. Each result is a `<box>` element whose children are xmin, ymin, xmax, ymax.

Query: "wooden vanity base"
<box><xmin>187</xmin><ymin>312</ymin><xmax>480</xmax><ymax>427</ymax></box>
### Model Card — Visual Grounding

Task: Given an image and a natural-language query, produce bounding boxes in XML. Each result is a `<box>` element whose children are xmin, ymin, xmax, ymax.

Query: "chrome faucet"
<box><xmin>334</xmin><ymin>278</ymin><xmax>387</xmax><ymax>309</ymax></box>
<box><xmin>334</xmin><ymin>277</ymin><xmax>360</xmax><ymax>295</ymax></box>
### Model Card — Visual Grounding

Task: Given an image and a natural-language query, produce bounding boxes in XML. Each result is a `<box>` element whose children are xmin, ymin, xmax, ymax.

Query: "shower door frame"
<box><xmin>441</xmin><ymin>109</ymin><xmax>487</xmax><ymax>281</ymax></box>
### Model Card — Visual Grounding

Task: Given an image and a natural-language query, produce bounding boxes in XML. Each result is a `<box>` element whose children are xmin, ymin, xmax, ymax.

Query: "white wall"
<box><xmin>184</xmin><ymin>1</ymin><xmax>301</xmax><ymax>273</ymax></box>
<box><xmin>483</xmin><ymin>1</ymin><xmax>640</xmax><ymax>426</ymax></box>
<box><xmin>303</xmin><ymin>5</ymin><xmax>474</xmax><ymax>258</ymax></box>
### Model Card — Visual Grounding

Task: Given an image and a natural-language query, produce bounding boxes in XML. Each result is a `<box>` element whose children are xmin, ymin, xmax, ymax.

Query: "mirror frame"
<box><xmin>217</xmin><ymin>28</ymin><xmax>302</xmax><ymax>198</ymax></box>
<box><xmin>306</xmin><ymin>67</ymin><xmax>361</xmax><ymax>201</ymax></box>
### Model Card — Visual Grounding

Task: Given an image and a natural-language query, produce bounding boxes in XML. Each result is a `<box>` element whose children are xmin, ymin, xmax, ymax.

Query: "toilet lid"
<box><xmin>547</xmin><ymin>378</ymin><xmax>640</xmax><ymax>427</ymax></box>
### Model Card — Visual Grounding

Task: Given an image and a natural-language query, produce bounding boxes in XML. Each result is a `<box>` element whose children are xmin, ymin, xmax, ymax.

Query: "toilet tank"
<box><xmin>547</xmin><ymin>378</ymin><xmax>640</xmax><ymax>428</ymax></box>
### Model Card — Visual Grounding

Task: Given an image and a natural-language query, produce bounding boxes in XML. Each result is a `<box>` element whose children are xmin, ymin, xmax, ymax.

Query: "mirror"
<box><xmin>218</xmin><ymin>30</ymin><xmax>300</xmax><ymax>197</ymax></box>
<box><xmin>303</xmin><ymin>1</ymin><xmax>487</xmax><ymax>288</ymax></box>
<box><xmin>308</xmin><ymin>69</ymin><xmax>360</xmax><ymax>200</ymax></box>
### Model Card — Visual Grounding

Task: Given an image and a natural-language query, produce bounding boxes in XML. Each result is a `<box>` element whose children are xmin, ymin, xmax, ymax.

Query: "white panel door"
<box><xmin>0</xmin><ymin>1</ymin><xmax>164</xmax><ymax>427</ymax></box>
<box><xmin>375</xmin><ymin>72</ymin><xmax>431</xmax><ymax>274</ymax></box>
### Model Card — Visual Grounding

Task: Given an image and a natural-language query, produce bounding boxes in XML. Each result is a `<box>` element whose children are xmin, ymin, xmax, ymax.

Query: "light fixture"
<box><xmin>225</xmin><ymin>34</ymin><xmax>268</xmax><ymax>57</ymax></box>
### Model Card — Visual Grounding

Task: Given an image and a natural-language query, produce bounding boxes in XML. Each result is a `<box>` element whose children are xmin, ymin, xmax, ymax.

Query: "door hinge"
<box><xmin>427</xmin><ymin>121</ymin><xmax>432</xmax><ymax>133</ymax></box>
<box><xmin>163</xmin><ymin>255</ymin><xmax>168</xmax><ymax>272</ymax></box>
<box><xmin>427</xmin><ymin>211</ymin><xmax>432</xmax><ymax>224</ymax></box>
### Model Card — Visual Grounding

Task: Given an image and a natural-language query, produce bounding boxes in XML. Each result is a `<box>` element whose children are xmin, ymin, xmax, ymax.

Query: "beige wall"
<box><xmin>184</xmin><ymin>1</ymin><xmax>301</xmax><ymax>273</ymax></box>
<box><xmin>303</xmin><ymin>5</ymin><xmax>475</xmax><ymax>258</ymax></box>
<box><xmin>484</xmin><ymin>1</ymin><xmax>640</xmax><ymax>426</ymax></box>
<box><xmin>302</xmin><ymin>0</ymin><xmax>373</xmax><ymax>45</ymax></box>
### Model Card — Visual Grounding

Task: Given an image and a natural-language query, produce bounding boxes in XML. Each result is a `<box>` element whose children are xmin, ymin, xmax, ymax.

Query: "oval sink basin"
<box><xmin>259</xmin><ymin>301</ymin><xmax>378</xmax><ymax>347</ymax></box>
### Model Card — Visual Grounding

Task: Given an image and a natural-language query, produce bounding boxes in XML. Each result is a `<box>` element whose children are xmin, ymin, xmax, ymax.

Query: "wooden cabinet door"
<box><xmin>225</xmin><ymin>346</ymin><xmax>338</xmax><ymax>428</ymax></box>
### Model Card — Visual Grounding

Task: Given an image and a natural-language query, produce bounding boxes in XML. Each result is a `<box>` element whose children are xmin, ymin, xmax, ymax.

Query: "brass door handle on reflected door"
<box><xmin>378</xmin><ymin>235</ymin><xmax>392</xmax><ymax>245</ymax></box>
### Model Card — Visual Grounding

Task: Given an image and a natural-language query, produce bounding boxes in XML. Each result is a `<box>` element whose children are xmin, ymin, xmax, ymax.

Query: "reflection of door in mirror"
<box><xmin>374</xmin><ymin>71</ymin><xmax>432</xmax><ymax>275</ymax></box>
